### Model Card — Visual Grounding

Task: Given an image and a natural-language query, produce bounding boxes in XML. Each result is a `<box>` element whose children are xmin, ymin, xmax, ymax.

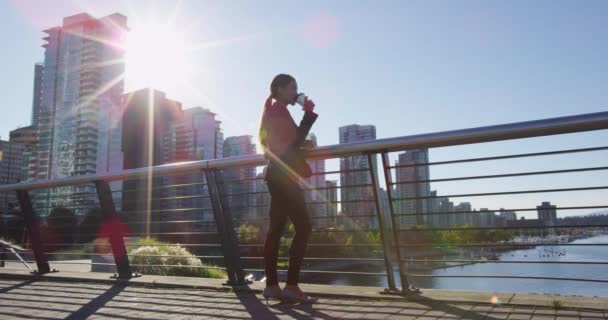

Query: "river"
<box><xmin>297</xmin><ymin>234</ymin><xmax>608</xmax><ymax>297</ymax></box>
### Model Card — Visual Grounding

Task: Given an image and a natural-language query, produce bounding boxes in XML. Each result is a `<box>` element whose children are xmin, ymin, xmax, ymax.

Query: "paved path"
<box><xmin>0</xmin><ymin>278</ymin><xmax>606</xmax><ymax>320</ymax></box>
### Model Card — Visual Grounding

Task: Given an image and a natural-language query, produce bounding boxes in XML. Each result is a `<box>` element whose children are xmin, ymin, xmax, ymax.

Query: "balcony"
<box><xmin>76</xmin><ymin>119</ymin><xmax>97</xmax><ymax>129</ymax></box>
<box><xmin>70</xmin><ymin>169</ymin><xmax>96</xmax><ymax>176</ymax></box>
<box><xmin>80</xmin><ymin>55</ymin><xmax>98</xmax><ymax>66</ymax></box>
<box><xmin>79</xmin><ymin>70</ymin><xmax>99</xmax><ymax>79</ymax></box>
<box><xmin>75</xmin><ymin>132</ymin><xmax>98</xmax><ymax>140</ymax></box>
<box><xmin>77</xmin><ymin>108</ymin><xmax>97</xmax><ymax>118</ymax></box>
<box><xmin>74</xmin><ymin>144</ymin><xmax>96</xmax><ymax>152</ymax></box>
<box><xmin>79</xmin><ymin>87</ymin><xmax>98</xmax><ymax>96</ymax></box>
<box><xmin>80</xmin><ymin>45</ymin><xmax>100</xmax><ymax>57</ymax></box>
<box><xmin>75</xmin><ymin>119</ymin><xmax>96</xmax><ymax>128</ymax></box>
<box><xmin>79</xmin><ymin>79</ymin><xmax>100</xmax><ymax>89</ymax></box>
<box><xmin>71</xmin><ymin>159</ymin><xmax>93</xmax><ymax>165</ymax></box>
<box><xmin>73</xmin><ymin>163</ymin><xmax>96</xmax><ymax>170</ymax></box>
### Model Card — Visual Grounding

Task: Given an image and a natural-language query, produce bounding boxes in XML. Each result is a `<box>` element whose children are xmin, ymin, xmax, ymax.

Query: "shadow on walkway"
<box><xmin>64</xmin><ymin>283</ymin><xmax>127</xmax><ymax>320</ymax></box>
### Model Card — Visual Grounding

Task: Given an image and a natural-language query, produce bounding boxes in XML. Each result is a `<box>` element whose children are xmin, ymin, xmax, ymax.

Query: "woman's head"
<box><xmin>269</xmin><ymin>74</ymin><xmax>297</xmax><ymax>105</ymax></box>
<box><xmin>260</xmin><ymin>74</ymin><xmax>297</xmax><ymax>149</ymax></box>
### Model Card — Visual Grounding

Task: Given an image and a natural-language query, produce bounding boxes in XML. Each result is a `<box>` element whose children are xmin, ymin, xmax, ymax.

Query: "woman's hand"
<box><xmin>303</xmin><ymin>97</ymin><xmax>315</xmax><ymax>112</ymax></box>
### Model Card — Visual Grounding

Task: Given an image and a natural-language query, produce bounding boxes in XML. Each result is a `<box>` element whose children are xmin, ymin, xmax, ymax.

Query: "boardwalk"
<box><xmin>0</xmin><ymin>271</ymin><xmax>606</xmax><ymax>319</ymax></box>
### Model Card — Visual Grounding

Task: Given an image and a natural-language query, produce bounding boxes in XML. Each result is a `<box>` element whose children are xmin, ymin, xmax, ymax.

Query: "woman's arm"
<box><xmin>292</xmin><ymin>97</ymin><xmax>318</xmax><ymax>149</ymax></box>
<box><xmin>293</xmin><ymin>110</ymin><xmax>318</xmax><ymax>149</ymax></box>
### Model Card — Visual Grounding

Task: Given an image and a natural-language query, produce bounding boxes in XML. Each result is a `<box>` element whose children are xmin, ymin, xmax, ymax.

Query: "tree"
<box><xmin>77</xmin><ymin>208</ymin><xmax>103</xmax><ymax>243</ymax></box>
<box><xmin>237</xmin><ymin>223</ymin><xmax>261</xmax><ymax>243</ymax></box>
<box><xmin>47</xmin><ymin>207</ymin><xmax>77</xmax><ymax>247</ymax></box>
<box><xmin>0</xmin><ymin>204</ymin><xmax>26</xmax><ymax>244</ymax></box>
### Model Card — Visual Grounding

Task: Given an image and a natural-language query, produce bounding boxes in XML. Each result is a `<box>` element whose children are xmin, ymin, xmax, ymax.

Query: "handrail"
<box><xmin>0</xmin><ymin>111</ymin><xmax>606</xmax><ymax>192</ymax></box>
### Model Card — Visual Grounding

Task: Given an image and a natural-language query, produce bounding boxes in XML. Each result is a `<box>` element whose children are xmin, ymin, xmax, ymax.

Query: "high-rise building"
<box><xmin>167</xmin><ymin>107</ymin><xmax>224</xmax><ymax>162</ymax></box>
<box><xmin>0</xmin><ymin>140</ymin><xmax>26</xmax><ymax>212</ymax></box>
<box><xmin>223</xmin><ymin>136</ymin><xmax>256</xmax><ymax>221</ymax></box>
<box><xmin>475</xmin><ymin>208</ymin><xmax>498</xmax><ymax>228</ymax></box>
<box><xmin>324</xmin><ymin>180</ymin><xmax>338</xmax><ymax>228</ymax></box>
<box><xmin>454</xmin><ymin>202</ymin><xmax>472</xmax><ymax>226</ymax></box>
<box><xmin>339</xmin><ymin>124</ymin><xmax>377</xmax><ymax>229</ymax></box>
<box><xmin>537</xmin><ymin>202</ymin><xmax>557</xmax><ymax>222</ymax></box>
<box><xmin>34</xmin><ymin>13</ymin><xmax>128</xmax><ymax>214</ymax></box>
<box><xmin>394</xmin><ymin>149</ymin><xmax>431</xmax><ymax>227</ymax></box>
<box><xmin>303</xmin><ymin>133</ymin><xmax>327</xmax><ymax>229</ymax></box>
<box><xmin>253</xmin><ymin>172</ymin><xmax>271</xmax><ymax>230</ymax></box>
<box><xmin>121</xmin><ymin>89</ymin><xmax>182</xmax><ymax>235</ymax></box>
<box><xmin>429</xmin><ymin>191</ymin><xmax>454</xmax><ymax>227</ymax></box>
<box><xmin>537</xmin><ymin>201</ymin><xmax>557</xmax><ymax>234</ymax></box>
<box><xmin>9</xmin><ymin>126</ymin><xmax>39</xmax><ymax>182</ymax></box>
<box><xmin>378</xmin><ymin>187</ymin><xmax>392</xmax><ymax>230</ymax></box>
<box><xmin>162</xmin><ymin>107</ymin><xmax>224</xmax><ymax>234</ymax></box>
<box><xmin>499</xmin><ymin>209</ymin><xmax>517</xmax><ymax>226</ymax></box>
<box><xmin>0</xmin><ymin>127</ymin><xmax>39</xmax><ymax>213</ymax></box>
<box><xmin>304</xmin><ymin>134</ymin><xmax>325</xmax><ymax>189</ymax></box>
<box><xmin>31</xmin><ymin>63</ymin><xmax>44</xmax><ymax>126</ymax></box>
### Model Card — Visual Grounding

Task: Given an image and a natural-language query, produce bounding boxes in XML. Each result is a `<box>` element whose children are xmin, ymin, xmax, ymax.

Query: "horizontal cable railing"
<box><xmin>388</xmin><ymin>146</ymin><xmax>608</xmax><ymax>169</ymax></box>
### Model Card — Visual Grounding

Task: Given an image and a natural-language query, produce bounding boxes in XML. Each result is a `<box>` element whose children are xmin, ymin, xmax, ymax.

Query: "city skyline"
<box><xmin>2</xmin><ymin>3</ymin><xmax>608</xmax><ymax>308</ymax></box>
<box><xmin>0</xmin><ymin>2</ymin><xmax>606</xmax><ymax>220</ymax></box>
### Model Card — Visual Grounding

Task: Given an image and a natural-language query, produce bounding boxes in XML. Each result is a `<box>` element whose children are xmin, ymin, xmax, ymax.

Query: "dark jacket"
<box><xmin>259</xmin><ymin>102</ymin><xmax>318</xmax><ymax>180</ymax></box>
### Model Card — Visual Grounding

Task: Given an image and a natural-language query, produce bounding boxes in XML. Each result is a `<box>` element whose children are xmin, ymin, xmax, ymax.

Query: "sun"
<box><xmin>124</xmin><ymin>22</ymin><xmax>195</xmax><ymax>94</ymax></box>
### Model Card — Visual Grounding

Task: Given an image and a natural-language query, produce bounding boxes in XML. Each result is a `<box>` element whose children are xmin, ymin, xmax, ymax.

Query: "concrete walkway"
<box><xmin>0</xmin><ymin>269</ymin><xmax>606</xmax><ymax>319</ymax></box>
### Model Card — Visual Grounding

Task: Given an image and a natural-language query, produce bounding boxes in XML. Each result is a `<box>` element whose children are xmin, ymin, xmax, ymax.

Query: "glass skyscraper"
<box><xmin>34</xmin><ymin>13</ymin><xmax>128</xmax><ymax>213</ymax></box>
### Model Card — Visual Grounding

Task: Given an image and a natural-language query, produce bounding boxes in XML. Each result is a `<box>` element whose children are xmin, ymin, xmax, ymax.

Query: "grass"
<box><xmin>0</xmin><ymin>238</ymin><xmax>16</xmax><ymax>244</ymax></box>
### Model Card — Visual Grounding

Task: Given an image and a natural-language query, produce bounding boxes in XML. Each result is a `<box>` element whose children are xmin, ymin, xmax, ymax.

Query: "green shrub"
<box><xmin>128</xmin><ymin>237</ymin><xmax>226</xmax><ymax>279</ymax></box>
<box><xmin>549</xmin><ymin>300</ymin><xmax>563</xmax><ymax>310</ymax></box>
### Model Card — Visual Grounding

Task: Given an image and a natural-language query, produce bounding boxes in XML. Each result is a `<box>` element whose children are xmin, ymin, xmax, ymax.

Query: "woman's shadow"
<box><xmin>234</xmin><ymin>286</ymin><xmax>336</xmax><ymax>320</ymax></box>
<box><xmin>236</xmin><ymin>287</ymin><xmax>506</xmax><ymax>320</ymax></box>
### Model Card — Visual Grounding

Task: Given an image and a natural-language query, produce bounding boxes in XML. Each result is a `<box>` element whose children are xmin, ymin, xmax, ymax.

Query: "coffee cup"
<box><xmin>295</xmin><ymin>93</ymin><xmax>307</xmax><ymax>107</ymax></box>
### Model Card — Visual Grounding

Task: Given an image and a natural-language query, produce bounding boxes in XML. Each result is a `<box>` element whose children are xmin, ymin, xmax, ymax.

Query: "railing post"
<box><xmin>366</xmin><ymin>153</ymin><xmax>398</xmax><ymax>292</ymax></box>
<box><xmin>94</xmin><ymin>180</ymin><xmax>137</xmax><ymax>279</ymax></box>
<box><xmin>205</xmin><ymin>169</ymin><xmax>249</xmax><ymax>286</ymax></box>
<box><xmin>0</xmin><ymin>245</ymin><xmax>5</xmax><ymax>268</ymax></box>
<box><xmin>380</xmin><ymin>152</ymin><xmax>419</xmax><ymax>294</ymax></box>
<box><xmin>16</xmin><ymin>189</ymin><xmax>51</xmax><ymax>274</ymax></box>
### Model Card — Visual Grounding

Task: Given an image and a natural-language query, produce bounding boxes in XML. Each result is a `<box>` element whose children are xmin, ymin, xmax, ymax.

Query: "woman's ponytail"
<box><xmin>264</xmin><ymin>95</ymin><xmax>273</xmax><ymax>109</ymax></box>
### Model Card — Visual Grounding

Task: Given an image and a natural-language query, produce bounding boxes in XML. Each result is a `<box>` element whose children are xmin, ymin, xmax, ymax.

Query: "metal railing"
<box><xmin>0</xmin><ymin>111</ymin><xmax>607</xmax><ymax>294</ymax></box>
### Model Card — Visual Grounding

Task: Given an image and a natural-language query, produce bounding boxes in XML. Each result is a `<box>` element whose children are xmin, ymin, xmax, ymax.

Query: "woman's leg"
<box><xmin>264</xmin><ymin>179</ymin><xmax>287</xmax><ymax>287</ymax></box>
<box><xmin>284</xmin><ymin>182</ymin><xmax>312</xmax><ymax>285</ymax></box>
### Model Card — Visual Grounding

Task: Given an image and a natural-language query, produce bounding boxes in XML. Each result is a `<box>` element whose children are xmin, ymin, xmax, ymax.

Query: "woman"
<box><xmin>259</xmin><ymin>74</ymin><xmax>318</xmax><ymax>304</ymax></box>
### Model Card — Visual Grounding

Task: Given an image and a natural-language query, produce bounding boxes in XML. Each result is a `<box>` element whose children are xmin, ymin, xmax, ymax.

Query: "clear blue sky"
<box><xmin>1</xmin><ymin>0</ymin><xmax>607</xmax><ymax>218</ymax></box>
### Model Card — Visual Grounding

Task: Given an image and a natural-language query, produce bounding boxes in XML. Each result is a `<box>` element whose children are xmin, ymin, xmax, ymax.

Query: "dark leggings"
<box><xmin>263</xmin><ymin>174</ymin><xmax>312</xmax><ymax>286</ymax></box>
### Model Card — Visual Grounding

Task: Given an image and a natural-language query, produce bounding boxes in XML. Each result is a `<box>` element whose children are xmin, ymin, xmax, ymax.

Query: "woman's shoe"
<box><xmin>281</xmin><ymin>287</ymin><xmax>318</xmax><ymax>304</ymax></box>
<box><xmin>262</xmin><ymin>286</ymin><xmax>283</xmax><ymax>304</ymax></box>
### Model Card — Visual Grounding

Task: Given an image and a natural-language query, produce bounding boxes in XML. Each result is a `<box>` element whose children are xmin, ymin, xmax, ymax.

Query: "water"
<box><xmin>302</xmin><ymin>234</ymin><xmax>608</xmax><ymax>297</ymax></box>
<box><xmin>418</xmin><ymin>235</ymin><xmax>608</xmax><ymax>296</ymax></box>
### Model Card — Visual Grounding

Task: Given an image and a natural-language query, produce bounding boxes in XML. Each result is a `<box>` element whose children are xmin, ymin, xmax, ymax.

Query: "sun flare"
<box><xmin>124</xmin><ymin>22</ymin><xmax>194</xmax><ymax>93</ymax></box>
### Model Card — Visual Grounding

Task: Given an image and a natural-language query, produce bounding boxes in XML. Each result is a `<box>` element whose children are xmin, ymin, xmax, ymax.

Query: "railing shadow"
<box><xmin>0</xmin><ymin>277</ymin><xmax>591</xmax><ymax>320</ymax></box>
<box><xmin>234</xmin><ymin>288</ymin><xmax>281</xmax><ymax>320</ymax></box>
<box><xmin>411</xmin><ymin>295</ymin><xmax>503</xmax><ymax>320</ymax></box>
<box><xmin>64</xmin><ymin>283</ymin><xmax>127</xmax><ymax>320</ymax></box>
<box><xmin>0</xmin><ymin>278</ymin><xmax>37</xmax><ymax>294</ymax></box>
